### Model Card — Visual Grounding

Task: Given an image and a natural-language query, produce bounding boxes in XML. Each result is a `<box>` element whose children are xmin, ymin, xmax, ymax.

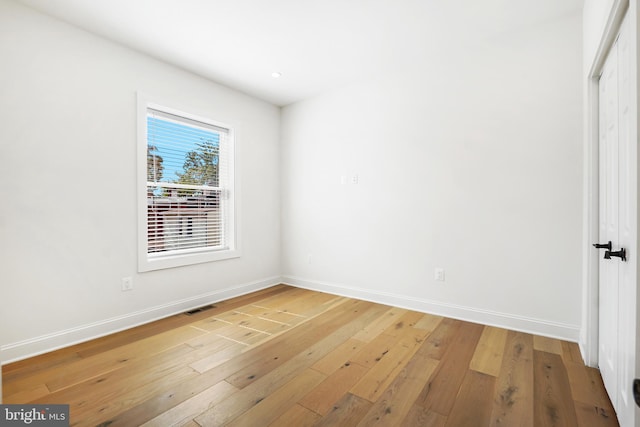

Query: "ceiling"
<box><xmin>18</xmin><ymin>0</ymin><xmax>583</xmax><ymax>106</ymax></box>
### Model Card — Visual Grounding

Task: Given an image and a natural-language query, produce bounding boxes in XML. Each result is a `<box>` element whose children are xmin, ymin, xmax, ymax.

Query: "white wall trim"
<box><xmin>1</xmin><ymin>276</ymin><xmax>282</xmax><ymax>365</ymax></box>
<box><xmin>588</xmin><ymin>0</ymin><xmax>630</xmax><ymax>78</ymax></box>
<box><xmin>283</xmin><ymin>276</ymin><xmax>580</xmax><ymax>342</ymax></box>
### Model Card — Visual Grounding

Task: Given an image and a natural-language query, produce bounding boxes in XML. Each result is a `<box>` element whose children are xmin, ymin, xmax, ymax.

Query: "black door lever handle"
<box><xmin>604</xmin><ymin>248</ymin><xmax>626</xmax><ymax>261</ymax></box>
<box><xmin>593</xmin><ymin>241</ymin><xmax>612</xmax><ymax>250</ymax></box>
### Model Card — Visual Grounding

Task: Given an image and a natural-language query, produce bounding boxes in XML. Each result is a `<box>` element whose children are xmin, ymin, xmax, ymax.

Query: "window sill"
<box><xmin>138</xmin><ymin>248</ymin><xmax>240</xmax><ymax>272</ymax></box>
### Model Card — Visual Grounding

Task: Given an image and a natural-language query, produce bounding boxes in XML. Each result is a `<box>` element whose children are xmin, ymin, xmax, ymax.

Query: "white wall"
<box><xmin>0</xmin><ymin>0</ymin><xmax>281</xmax><ymax>362</ymax></box>
<box><xmin>0</xmin><ymin>0</ymin><xmax>585</xmax><ymax>369</ymax></box>
<box><xmin>281</xmin><ymin>12</ymin><xmax>583</xmax><ymax>339</ymax></box>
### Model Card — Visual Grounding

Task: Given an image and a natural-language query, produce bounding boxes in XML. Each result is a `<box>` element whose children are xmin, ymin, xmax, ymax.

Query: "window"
<box><xmin>138</xmin><ymin>95</ymin><xmax>237</xmax><ymax>271</ymax></box>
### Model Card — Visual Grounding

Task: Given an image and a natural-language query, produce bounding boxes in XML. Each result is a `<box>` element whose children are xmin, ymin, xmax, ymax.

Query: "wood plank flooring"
<box><xmin>2</xmin><ymin>285</ymin><xmax>618</xmax><ymax>426</ymax></box>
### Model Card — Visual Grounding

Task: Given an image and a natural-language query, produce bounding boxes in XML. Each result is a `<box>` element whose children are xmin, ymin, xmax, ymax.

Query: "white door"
<box><xmin>598</xmin><ymin>31</ymin><xmax>619</xmax><ymax>409</ymax></box>
<box><xmin>597</xmin><ymin>12</ymin><xmax>637</xmax><ymax>426</ymax></box>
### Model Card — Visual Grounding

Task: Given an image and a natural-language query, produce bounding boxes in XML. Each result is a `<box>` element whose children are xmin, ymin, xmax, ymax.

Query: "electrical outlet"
<box><xmin>122</xmin><ymin>276</ymin><xmax>133</xmax><ymax>291</ymax></box>
<box><xmin>434</xmin><ymin>268</ymin><xmax>445</xmax><ymax>282</ymax></box>
<box><xmin>307</xmin><ymin>253</ymin><xmax>312</xmax><ymax>264</ymax></box>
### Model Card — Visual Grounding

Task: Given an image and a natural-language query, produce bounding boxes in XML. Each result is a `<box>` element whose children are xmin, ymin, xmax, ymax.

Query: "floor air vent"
<box><xmin>184</xmin><ymin>304</ymin><xmax>215</xmax><ymax>316</ymax></box>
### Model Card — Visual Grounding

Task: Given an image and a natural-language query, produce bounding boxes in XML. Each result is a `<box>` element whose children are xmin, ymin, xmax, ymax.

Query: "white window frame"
<box><xmin>137</xmin><ymin>93</ymin><xmax>239</xmax><ymax>272</ymax></box>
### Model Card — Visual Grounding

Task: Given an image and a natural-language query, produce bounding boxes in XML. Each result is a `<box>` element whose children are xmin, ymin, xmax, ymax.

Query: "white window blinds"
<box><xmin>146</xmin><ymin>107</ymin><xmax>232</xmax><ymax>258</ymax></box>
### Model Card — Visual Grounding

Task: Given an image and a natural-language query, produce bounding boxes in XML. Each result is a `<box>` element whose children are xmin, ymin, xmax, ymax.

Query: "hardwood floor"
<box><xmin>2</xmin><ymin>285</ymin><xmax>618</xmax><ymax>426</ymax></box>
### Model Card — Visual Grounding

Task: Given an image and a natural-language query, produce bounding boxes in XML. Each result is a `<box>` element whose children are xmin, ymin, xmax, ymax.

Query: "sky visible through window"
<box><xmin>147</xmin><ymin>116</ymin><xmax>220</xmax><ymax>185</ymax></box>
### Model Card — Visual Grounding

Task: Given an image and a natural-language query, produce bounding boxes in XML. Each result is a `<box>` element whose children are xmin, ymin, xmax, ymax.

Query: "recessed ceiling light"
<box><xmin>271</xmin><ymin>72</ymin><xmax>282</xmax><ymax>78</ymax></box>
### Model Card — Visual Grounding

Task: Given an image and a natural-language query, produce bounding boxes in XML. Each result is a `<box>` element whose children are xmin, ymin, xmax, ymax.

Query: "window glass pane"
<box><xmin>147</xmin><ymin>113</ymin><xmax>222</xmax><ymax>188</ymax></box>
<box><xmin>146</xmin><ymin>109</ymin><xmax>228</xmax><ymax>256</ymax></box>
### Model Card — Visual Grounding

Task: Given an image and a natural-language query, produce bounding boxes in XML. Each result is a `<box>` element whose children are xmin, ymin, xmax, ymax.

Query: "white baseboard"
<box><xmin>282</xmin><ymin>276</ymin><xmax>581</xmax><ymax>342</ymax></box>
<box><xmin>1</xmin><ymin>276</ymin><xmax>282</xmax><ymax>365</ymax></box>
<box><xmin>1</xmin><ymin>275</ymin><xmax>581</xmax><ymax>365</ymax></box>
